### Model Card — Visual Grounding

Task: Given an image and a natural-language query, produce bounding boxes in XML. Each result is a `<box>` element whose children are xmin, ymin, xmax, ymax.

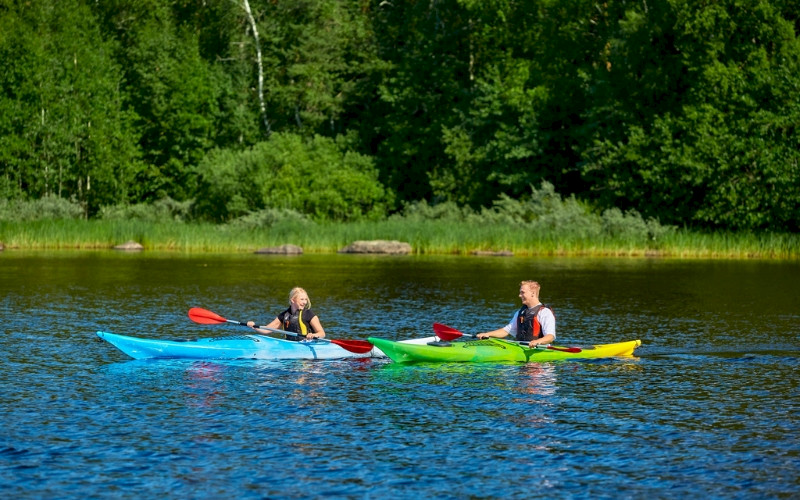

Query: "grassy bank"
<box><xmin>1</xmin><ymin>219</ymin><xmax>797</xmax><ymax>259</ymax></box>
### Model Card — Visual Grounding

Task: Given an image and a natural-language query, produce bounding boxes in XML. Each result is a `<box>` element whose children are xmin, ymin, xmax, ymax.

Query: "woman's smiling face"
<box><xmin>291</xmin><ymin>291</ymin><xmax>309</xmax><ymax>310</ymax></box>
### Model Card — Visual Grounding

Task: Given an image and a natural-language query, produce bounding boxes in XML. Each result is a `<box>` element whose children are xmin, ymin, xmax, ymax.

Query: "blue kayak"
<box><xmin>97</xmin><ymin>331</ymin><xmax>379</xmax><ymax>360</ymax></box>
<box><xmin>97</xmin><ymin>331</ymin><xmax>438</xmax><ymax>360</ymax></box>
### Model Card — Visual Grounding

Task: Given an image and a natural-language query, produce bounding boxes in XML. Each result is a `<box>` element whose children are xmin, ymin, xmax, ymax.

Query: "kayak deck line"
<box><xmin>433</xmin><ymin>338</ymin><xmax>597</xmax><ymax>351</ymax></box>
<box><xmin>170</xmin><ymin>335</ymin><xmax>258</xmax><ymax>343</ymax></box>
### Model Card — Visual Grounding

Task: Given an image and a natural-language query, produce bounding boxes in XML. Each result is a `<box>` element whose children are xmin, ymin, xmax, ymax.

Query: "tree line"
<box><xmin>1</xmin><ymin>0</ymin><xmax>798</xmax><ymax>231</ymax></box>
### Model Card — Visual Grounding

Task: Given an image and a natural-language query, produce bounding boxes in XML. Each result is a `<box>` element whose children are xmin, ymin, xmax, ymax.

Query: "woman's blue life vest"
<box><xmin>516</xmin><ymin>304</ymin><xmax>555</xmax><ymax>342</ymax></box>
<box><xmin>276</xmin><ymin>307</ymin><xmax>317</xmax><ymax>341</ymax></box>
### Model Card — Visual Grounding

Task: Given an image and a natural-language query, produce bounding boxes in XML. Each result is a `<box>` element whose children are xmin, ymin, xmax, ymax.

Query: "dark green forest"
<box><xmin>1</xmin><ymin>0</ymin><xmax>798</xmax><ymax>231</ymax></box>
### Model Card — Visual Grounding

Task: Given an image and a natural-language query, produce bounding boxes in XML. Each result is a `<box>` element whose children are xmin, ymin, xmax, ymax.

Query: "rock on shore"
<box><xmin>470</xmin><ymin>250</ymin><xmax>514</xmax><ymax>257</ymax></box>
<box><xmin>338</xmin><ymin>240</ymin><xmax>412</xmax><ymax>254</ymax></box>
<box><xmin>255</xmin><ymin>244</ymin><xmax>303</xmax><ymax>255</ymax></box>
<box><xmin>113</xmin><ymin>240</ymin><xmax>144</xmax><ymax>251</ymax></box>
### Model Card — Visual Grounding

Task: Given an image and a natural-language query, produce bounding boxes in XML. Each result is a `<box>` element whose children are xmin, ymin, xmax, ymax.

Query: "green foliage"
<box><xmin>0</xmin><ymin>0</ymin><xmax>141</xmax><ymax>214</ymax></box>
<box><xmin>227</xmin><ymin>208</ymin><xmax>313</xmax><ymax>230</ymax></box>
<box><xmin>194</xmin><ymin>132</ymin><xmax>391</xmax><ymax>222</ymax></box>
<box><xmin>91</xmin><ymin>0</ymin><xmax>224</xmax><ymax>201</ymax></box>
<box><xmin>601</xmin><ymin>207</ymin><xmax>674</xmax><ymax>244</ymax></box>
<box><xmin>1</xmin><ymin>0</ymin><xmax>799</xmax><ymax>234</ymax></box>
<box><xmin>258</xmin><ymin>0</ymin><xmax>385</xmax><ymax>135</ymax></box>
<box><xmin>98</xmin><ymin>198</ymin><xmax>193</xmax><ymax>222</ymax></box>
<box><xmin>396</xmin><ymin>182</ymin><xmax>674</xmax><ymax>245</ymax></box>
<box><xmin>438</xmin><ymin>63</ymin><xmax>549</xmax><ymax>206</ymax></box>
<box><xmin>580</xmin><ymin>0</ymin><xmax>800</xmax><ymax>231</ymax></box>
<box><xmin>390</xmin><ymin>200</ymin><xmax>475</xmax><ymax>222</ymax></box>
<box><xmin>368</xmin><ymin>0</ymin><xmax>475</xmax><ymax>204</ymax></box>
<box><xmin>0</xmin><ymin>195</ymin><xmax>84</xmax><ymax>221</ymax></box>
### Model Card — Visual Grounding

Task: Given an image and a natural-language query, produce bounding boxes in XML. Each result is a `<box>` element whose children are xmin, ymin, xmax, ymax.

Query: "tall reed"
<box><xmin>1</xmin><ymin>219</ymin><xmax>797</xmax><ymax>259</ymax></box>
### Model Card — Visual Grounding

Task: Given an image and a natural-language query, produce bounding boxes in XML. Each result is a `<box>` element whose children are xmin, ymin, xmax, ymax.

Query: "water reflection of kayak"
<box><xmin>97</xmin><ymin>331</ymin><xmax>437</xmax><ymax>360</ymax></box>
<box><xmin>367</xmin><ymin>337</ymin><xmax>642</xmax><ymax>363</ymax></box>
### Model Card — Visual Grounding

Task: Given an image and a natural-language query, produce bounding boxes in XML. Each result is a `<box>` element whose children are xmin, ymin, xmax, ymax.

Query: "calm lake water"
<box><xmin>1</xmin><ymin>251</ymin><xmax>798</xmax><ymax>498</ymax></box>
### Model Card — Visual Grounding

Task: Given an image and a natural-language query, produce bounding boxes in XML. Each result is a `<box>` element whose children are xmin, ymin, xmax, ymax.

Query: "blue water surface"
<box><xmin>1</xmin><ymin>252</ymin><xmax>798</xmax><ymax>498</ymax></box>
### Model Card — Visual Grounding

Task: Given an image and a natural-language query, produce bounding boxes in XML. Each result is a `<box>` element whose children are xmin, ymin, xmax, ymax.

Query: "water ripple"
<box><xmin>1</xmin><ymin>254</ymin><xmax>798</xmax><ymax>498</ymax></box>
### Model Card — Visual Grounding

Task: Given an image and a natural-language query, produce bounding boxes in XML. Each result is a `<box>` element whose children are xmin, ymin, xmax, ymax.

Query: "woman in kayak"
<box><xmin>476</xmin><ymin>280</ymin><xmax>555</xmax><ymax>348</ymax></box>
<box><xmin>246</xmin><ymin>287</ymin><xmax>326</xmax><ymax>341</ymax></box>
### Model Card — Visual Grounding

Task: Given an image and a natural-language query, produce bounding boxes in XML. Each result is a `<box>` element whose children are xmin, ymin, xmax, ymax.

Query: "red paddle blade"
<box><xmin>330</xmin><ymin>339</ymin><xmax>374</xmax><ymax>354</ymax></box>
<box><xmin>433</xmin><ymin>322</ymin><xmax>464</xmax><ymax>341</ymax></box>
<box><xmin>547</xmin><ymin>346</ymin><xmax>582</xmax><ymax>353</ymax></box>
<box><xmin>188</xmin><ymin>307</ymin><xmax>228</xmax><ymax>324</ymax></box>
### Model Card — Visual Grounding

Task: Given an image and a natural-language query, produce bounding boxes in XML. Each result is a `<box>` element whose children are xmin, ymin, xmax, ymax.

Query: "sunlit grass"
<box><xmin>1</xmin><ymin>219</ymin><xmax>797</xmax><ymax>259</ymax></box>
<box><xmin>4</xmin><ymin>186</ymin><xmax>796</xmax><ymax>258</ymax></box>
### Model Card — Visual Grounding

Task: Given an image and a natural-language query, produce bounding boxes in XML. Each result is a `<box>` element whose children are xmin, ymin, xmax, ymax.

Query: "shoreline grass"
<box><xmin>1</xmin><ymin>219</ymin><xmax>797</xmax><ymax>259</ymax></box>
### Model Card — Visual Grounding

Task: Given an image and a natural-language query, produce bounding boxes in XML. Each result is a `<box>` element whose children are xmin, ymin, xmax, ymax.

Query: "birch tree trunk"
<box><xmin>241</xmin><ymin>0</ymin><xmax>270</xmax><ymax>135</ymax></box>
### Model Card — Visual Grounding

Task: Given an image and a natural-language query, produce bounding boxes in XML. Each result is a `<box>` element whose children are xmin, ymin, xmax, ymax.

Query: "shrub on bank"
<box><xmin>393</xmin><ymin>182</ymin><xmax>675</xmax><ymax>246</ymax></box>
<box><xmin>192</xmin><ymin>133</ymin><xmax>391</xmax><ymax>222</ymax></box>
<box><xmin>98</xmin><ymin>198</ymin><xmax>193</xmax><ymax>222</ymax></box>
<box><xmin>0</xmin><ymin>195</ymin><xmax>85</xmax><ymax>221</ymax></box>
<box><xmin>226</xmin><ymin>208</ymin><xmax>313</xmax><ymax>230</ymax></box>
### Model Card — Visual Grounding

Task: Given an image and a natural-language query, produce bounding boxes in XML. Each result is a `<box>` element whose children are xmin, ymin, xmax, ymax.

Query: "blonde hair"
<box><xmin>520</xmin><ymin>280</ymin><xmax>541</xmax><ymax>295</ymax></box>
<box><xmin>289</xmin><ymin>287</ymin><xmax>310</xmax><ymax>308</ymax></box>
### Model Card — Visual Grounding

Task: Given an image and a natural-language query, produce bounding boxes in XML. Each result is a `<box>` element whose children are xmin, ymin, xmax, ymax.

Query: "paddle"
<box><xmin>432</xmin><ymin>322</ymin><xmax>582</xmax><ymax>353</ymax></box>
<box><xmin>188</xmin><ymin>307</ymin><xmax>374</xmax><ymax>354</ymax></box>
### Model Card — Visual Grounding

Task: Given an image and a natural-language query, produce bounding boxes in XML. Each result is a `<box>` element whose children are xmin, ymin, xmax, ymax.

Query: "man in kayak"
<box><xmin>475</xmin><ymin>280</ymin><xmax>555</xmax><ymax>348</ymax></box>
<box><xmin>246</xmin><ymin>287</ymin><xmax>327</xmax><ymax>341</ymax></box>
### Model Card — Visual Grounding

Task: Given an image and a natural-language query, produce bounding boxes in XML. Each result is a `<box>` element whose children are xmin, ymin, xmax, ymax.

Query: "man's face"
<box><xmin>519</xmin><ymin>285</ymin><xmax>536</xmax><ymax>305</ymax></box>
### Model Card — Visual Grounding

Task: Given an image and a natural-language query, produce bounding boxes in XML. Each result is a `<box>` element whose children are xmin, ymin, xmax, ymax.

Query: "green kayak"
<box><xmin>367</xmin><ymin>337</ymin><xmax>641</xmax><ymax>363</ymax></box>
